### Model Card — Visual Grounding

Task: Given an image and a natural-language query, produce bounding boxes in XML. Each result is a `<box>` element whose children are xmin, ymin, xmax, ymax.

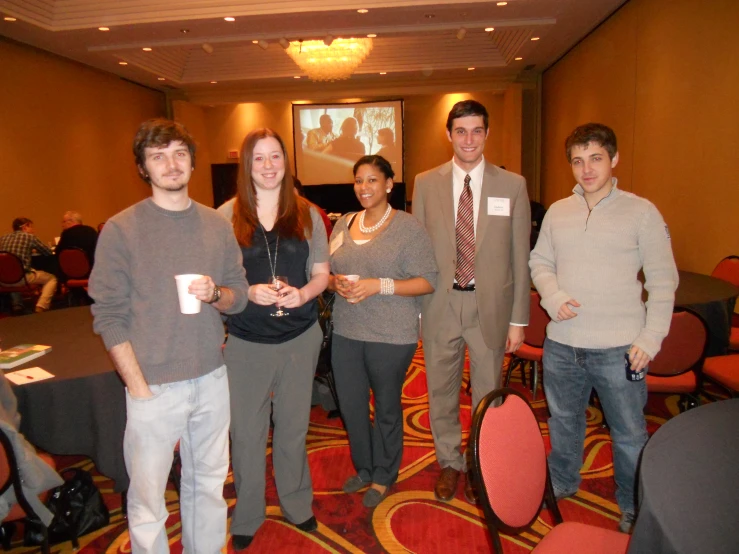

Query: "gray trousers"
<box><xmin>423</xmin><ymin>290</ymin><xmax>505</xmax><ymax>472</ymax></box>
<box><xmin>224</xmin><ymin>322</ymin><xmax>322</xmax><ymax>536</ymax></box>
<box><xmin>332</xmin><ymin>334</ymin><xmax>417</xmax><ymax>486</ymax></box>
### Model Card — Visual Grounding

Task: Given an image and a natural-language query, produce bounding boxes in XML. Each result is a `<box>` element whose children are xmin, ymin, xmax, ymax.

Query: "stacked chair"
<box><xmin>505</xmin><ymin>291</ymin><xmax>550</xmax><ymax>400</ymax></box>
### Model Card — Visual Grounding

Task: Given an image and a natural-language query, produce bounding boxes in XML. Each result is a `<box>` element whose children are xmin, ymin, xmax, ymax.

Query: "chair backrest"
<box><xmin>524</xmin><ymin>291</ymin><xmax>550</xmax><ymax>348</ymax></box>
<box><xmin>471</xmin><ymin>388</ymin><xmax>550</xmax><ymax>534</ymax></box>
<box><xmin>649</xmin><ymin>308</ymin><xmax>708</xmax><ymax>376</ymax></box>
<box><xmin>711</xmin><ymin>255</ymin><xmax>739</xmax><ymax>288</ymax></box>
<box><xmin>58</xmin><ymin>247</ymin><xmax>91</xmax><ymax>279</ymax></box>
<box><xmin>0</xmin><ymin>251</ymin><xmax>27</xmax><ymax>285</ymax></box>
<box><xmin>0</xmin><ymin>428</ymin><xmax>12</xmax><ymax>498</ymax></box>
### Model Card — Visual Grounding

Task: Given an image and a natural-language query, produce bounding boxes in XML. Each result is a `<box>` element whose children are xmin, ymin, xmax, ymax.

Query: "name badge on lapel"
<box><xmin>488</xmin><ymin>197</ymin><xmax>510</xmax><ymax>216</ymax></box>
<box><xmin>329</xmin><ymin>233</ymin><xmax>344</xmax><ymax>256</ymax></box>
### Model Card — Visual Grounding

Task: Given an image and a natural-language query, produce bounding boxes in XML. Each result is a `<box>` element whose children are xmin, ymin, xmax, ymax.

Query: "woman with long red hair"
<box><xmin>223</xmin><ymin>128</ymin><xmax>329</xmax><ymax>550</ymax></box>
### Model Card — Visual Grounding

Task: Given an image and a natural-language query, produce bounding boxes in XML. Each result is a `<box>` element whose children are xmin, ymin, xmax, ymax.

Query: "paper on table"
<box><xmin>5</xmin><ymin>367</ymin><xmax>55</xmax><ymax>385</ymax></box>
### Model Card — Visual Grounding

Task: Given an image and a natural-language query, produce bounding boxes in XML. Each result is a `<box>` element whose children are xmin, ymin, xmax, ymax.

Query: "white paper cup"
<box><xmin>175</xmin><ymin>274</ymin><xmax>203</xmax><ymax>314</ymax></box>
<box><xmin>345</xmin><ymin>274</ymin><xmax>360</xmax><ymax>283</ymax></box>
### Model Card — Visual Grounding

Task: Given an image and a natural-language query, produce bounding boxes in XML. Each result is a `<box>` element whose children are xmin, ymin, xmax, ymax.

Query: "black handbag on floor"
<box><xmin>25</xmin><ymin>468</ymin><xmax>110</xmax><ymax>547</ymax></box>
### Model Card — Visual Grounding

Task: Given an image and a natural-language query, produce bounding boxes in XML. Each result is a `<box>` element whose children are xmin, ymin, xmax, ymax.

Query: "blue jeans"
<box><xmin>542</xmin><ymin>338</ymin><xmax>648</xmax><ymax>515</ymax></box>
<box><xmin>124</xmin><ymin>365</ymin><xmax>230</xmax><ymax>554</ymax></box>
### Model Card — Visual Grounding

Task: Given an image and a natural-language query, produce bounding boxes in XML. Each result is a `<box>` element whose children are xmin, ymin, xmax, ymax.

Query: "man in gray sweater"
<box><xmin>89</xmin><ymin>119</ymin><xmax>249</xmax><ymax>554</ymax></box>
<box><xmin>530</xmin><ymin>123</ymin><xmax>678</xmax><ymax>534</ymax></box>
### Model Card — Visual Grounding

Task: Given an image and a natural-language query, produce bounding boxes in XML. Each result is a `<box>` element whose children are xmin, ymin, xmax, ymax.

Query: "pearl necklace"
<box><xmin>359</xmin><ymin>204</ymin><xmax>392</xmax><ymax>234</ymax></box>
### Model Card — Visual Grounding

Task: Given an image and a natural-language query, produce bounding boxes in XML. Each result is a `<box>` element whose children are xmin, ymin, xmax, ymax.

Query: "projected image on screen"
<box><xmin>293</xmin><ymin>100</ymin><xmax>403</xmax><ymax>185</ymax></box>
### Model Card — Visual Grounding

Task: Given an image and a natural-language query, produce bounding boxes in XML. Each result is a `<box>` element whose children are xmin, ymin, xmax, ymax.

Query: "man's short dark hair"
<box><xmin>446</xmin><ymin>100</ymin><xmax>489</xmax><ymax>132</ymax></box>
<box><xmin>132</xmin><ymin>119</ymin><xmax>197</xmax><ymax>184</ymax></box>
<box><xmin>565</xmin><ymin>123</ymin><xmax>618</xmax><ymax>162</ymax></box>
<box><xmin>12</xmin><ymin>217</ymin><xmax>32</xmax><ymax>231</ymax></box>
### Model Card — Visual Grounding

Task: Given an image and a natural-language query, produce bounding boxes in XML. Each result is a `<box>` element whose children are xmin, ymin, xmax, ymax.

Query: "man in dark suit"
<box><xmin>56</xmin><ymin>211</ymin><xmax>98</xmax><ymax>273</ymax></box>
<box><xmin>412</xmin><ymin>100</ymin><xmax>531</xmax><ymax>503</ymax></box>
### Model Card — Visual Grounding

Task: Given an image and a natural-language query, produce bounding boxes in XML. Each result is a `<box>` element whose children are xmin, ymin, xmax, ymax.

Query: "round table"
<box><xmin>675</xmin><ymin>270</ymin><xmax>738</xmax><ymax>356</ymax></box>
<box><xmin>629</xmin><ymin>399</ymin><xmax>739</xmax><ymax>553</ymax></box>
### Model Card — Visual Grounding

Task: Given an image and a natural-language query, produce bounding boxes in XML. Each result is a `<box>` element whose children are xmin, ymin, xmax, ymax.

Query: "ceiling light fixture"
<box><xmin>210</xmin><ymin>81</ymin><xmax>217</xmax><ymax>84</ymax></box>
<box><xmin>142</xmin><ymin>47</ymin><xmax>152</xmax><ymax>52</ymax></box>
<box><xmin>367</xmin><ymin>33</ymin><xmax>377</xmax><ymax>38</ymax></box>
<box><xmin>3</xmin><ymin>17</ymin><xmax>17</xmax><ymax>22</ymax></box>
<box><xmin>485</xmin><ymin>27</ymin><xmax>494</xmax><ymax>32</ymax></box>
<box><xmin>180</xmin><ymin>29</ymin><xmax>189</xmax><ymax>34</ymax></box>
<box><xmin>531</xmin><ymin>37</ymin><xmax>540</xmax><ymax>41</ymax></box>
<box><xmin>224</xmin><ymin>17</ymin><xmax>235</xmax><ymax>22</ymax></box>
<box><xmin>252</xmin><ymin>40</ymin><xmax>258</xmax><ymax>44</ymax></box>
<box><xmin>357</xmin><ymin>9</ymin><xmax>369</xmax><ymax>14</ymax></box>
<box><xmin>278</xmin><ymin>38</ymin><xmax>290</xmax><ymax>49</ymax></box>
<box><xmin>456</xmin><ymin>28</ymin><xmax>467</xmax><ymax>40</ymax></box>
<box><xmin>98</xmin><ymin>27</ymin><xmax>109</xmax><ymax>31</ymax></box>
<box><xmin>468</xmin><ymin>67</ymin><xmax>475</xmax><ymax>71</ymax></box>
<box><xmin>118</xmin><ymin>61</ymin><xmax>128</xmax><ymax>65</ymax></box>
<box><xmin>514</xmin><ymin>57</ymin><xmax>523</xmax><ymax>60</ymax></box>
<box><xmin>285</xmin><ymin>37</ymin><xmax>373</xmax><ymax>82</ymax></box>
<box><xmin>323</xmin><ymin>35</ymin><xmax>334</xmax><ymax>47</ymax></box>
<box><xmin>379</xmin><ymin>72</ymin><xmax>386</xmax><ymax>75</ymax></box>
<box><xmin>157</xmin><ymin>77</ymin><xmax>165</xmax><ymax>81</ymax></box>
<box><xmin>257</xmin><ymin>40</ymin><xmax>269</xmax><ymax>50</ymax></box>
<box><xmin>202</xmin><ymin>43</ymin><xmax>214</xmax><ymax>54</ymax></box>
<box><xmin>497</xmin><ymin>2</ymin><xmax>508</xmax><ymax>6</ymax></box>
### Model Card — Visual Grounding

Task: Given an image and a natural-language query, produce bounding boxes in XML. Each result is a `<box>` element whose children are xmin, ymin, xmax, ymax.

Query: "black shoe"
<box><xmin>231</xmin><ymin>534</ymin><xmax>254</xmax><ymax>550</ymax></box>
<box><xmin>294</xmin><ymin>516</ymin><xmax>318</xmax><ymax>532</ymax></box>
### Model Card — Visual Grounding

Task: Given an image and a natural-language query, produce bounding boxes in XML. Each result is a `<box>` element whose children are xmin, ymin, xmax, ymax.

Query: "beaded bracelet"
<box><xmin>379</xmin><ymin>278</ymin><xmax>395</xmax><ymax>295</ymax></box>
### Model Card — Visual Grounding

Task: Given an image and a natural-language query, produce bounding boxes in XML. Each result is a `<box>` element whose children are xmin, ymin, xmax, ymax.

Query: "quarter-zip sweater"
<box><xmin>529</xmin><ymin>180</ymin><xmax>678</xmax><ymax>359</ymax></box>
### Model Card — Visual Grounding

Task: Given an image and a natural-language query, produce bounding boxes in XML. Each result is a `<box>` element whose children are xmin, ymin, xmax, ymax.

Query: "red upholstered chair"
<box><xmin>0</xmin><ymin>428</ymin><xmax>56</xmax><ymax>554</ymax></box>
<box><xmin>711</xmin><ymin>255</ymin><xmax>739</xmax><ymax>350</ymax></box>
<box><xmin>58</xmin><ymin>247</ymin><xmax>91</xmax><ymax>305</ymax></box>
<box><xmin>701</xmin><ymin>355</ymin><xmax>739</xmax><ymax>398</ymax></box>
<box><xmin>0</xmin><ymin>251</ymin><xmax>41</xmax><ymax>310</ymax></box>
<box><xmin>505</xmin><ymin>291</ymin><xmax>550</xmax><ymax>399</ymax></box>
<box><xmin>470</xmin><ymin>388</ymin><xmax>629</xmax><ymax>554</ymax></box>
<box><xmin>645</xmin><ymin>308</ymin><xmax>708</xmax><ymax>412</ymax></box>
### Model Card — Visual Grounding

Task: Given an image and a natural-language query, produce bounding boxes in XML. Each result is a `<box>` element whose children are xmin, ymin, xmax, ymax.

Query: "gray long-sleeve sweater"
<box><xmin>89</xmin><ymin>198</ymin><xmax>249</xmax><ymax>385</ymax></box>
<box><xmin>529</xmin><ymin>181</ymin><xmax>678</xmax><ymax>359</ymax></box>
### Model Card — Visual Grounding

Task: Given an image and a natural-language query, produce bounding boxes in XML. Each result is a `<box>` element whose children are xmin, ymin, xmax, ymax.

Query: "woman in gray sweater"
<box><xmin>329</xmin><ymin>155</ymin><xmax>438</xmax><ymax>507</ymax></box>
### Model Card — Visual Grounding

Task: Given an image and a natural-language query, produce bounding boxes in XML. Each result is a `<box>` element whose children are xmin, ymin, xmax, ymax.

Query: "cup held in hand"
<box><xmin>345</xmin><ymin>274</ymin><xmax>360</xmax><ymax>283</ymax></box>
<box><xmin>175</xmin><ymin>274</ymin><xmax>204</xmax><ymax>314</ymax></box>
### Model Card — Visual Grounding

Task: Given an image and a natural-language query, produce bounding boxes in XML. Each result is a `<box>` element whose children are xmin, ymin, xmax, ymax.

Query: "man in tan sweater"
<box><xmin>530</xmin><ymin>123</ymin><xmax>678</xmax><ymax>534</ymax></box>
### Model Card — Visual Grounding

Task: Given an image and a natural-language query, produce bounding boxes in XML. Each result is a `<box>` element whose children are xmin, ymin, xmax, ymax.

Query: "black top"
<box><xmin>228</xmin><ymin>227</ymin><xmax>315</xmax><ymax>344</ymax></box>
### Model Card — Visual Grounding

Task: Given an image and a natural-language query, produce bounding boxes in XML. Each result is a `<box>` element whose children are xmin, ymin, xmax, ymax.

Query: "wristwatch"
<box><xmin>208</xmin><ymin>284</ymin><xmax>222</xmax><ymax>304</ymax></box>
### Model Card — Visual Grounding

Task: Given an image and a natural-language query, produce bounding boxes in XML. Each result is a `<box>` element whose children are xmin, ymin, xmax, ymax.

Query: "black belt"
<box><xmin>452</xmin><ymin>282</ymin><xmax>476</xmax><ymax>291</ymax></box>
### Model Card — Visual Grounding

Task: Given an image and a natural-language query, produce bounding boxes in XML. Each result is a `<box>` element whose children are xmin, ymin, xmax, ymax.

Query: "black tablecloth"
<box><xmin>0</xmin><ymin>307</ymin><xmax>128</xmax><ymax>491</ymax></box>
<box><xmin>675</xmin><ymin>271</ymin><xmax>738</xmax><ymax>356</ymax></box>
<box><xmin>629</xmin><ymin>399</ymin><xmax>739</xmax><ymax>553</ymax></box>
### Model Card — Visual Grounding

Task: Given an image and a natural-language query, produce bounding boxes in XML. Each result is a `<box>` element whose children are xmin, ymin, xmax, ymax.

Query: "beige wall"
<box><xmin>0</xmin><ymin>39</ymin><xmax>165</xmax><ymax>243</ymax></box>
<box><xmin>541</xmin><ymin>0</ymin><xmax>739</xmax><ymax>273</ymax></box>
<box><xmin>199</xmin><ymin>88</ymin><xmax>518</xmax><ymax>201</ymax></box>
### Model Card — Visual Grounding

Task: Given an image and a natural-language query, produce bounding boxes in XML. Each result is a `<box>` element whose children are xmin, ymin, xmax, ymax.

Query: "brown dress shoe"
<box><xmin>464</xmin><ymin>471</ymin><xmax>478</xmax><ymax>504</ymax></box>
<box><xmin>434</xmin><ymin>467</ymin><xmax>460</xmax><ymax>502</ymax></box>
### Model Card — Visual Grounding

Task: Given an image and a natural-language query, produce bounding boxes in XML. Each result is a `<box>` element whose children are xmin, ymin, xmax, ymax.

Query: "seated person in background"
<box><xmin>57</xmin><ymin>210</ymin><xmax>98</xmax><ymax>270</ymax></box>
<box><xmin>0</xmin><ymin>218</ymin><xmax>57</xmax><ymax>314</ymax></box>
<box><xmin>327</xmin><ymin>117</ymin><xmax>365</xmax><ymax>161</ymax></box>
<box><xmin>305</xmin><ymin>114</ymin><xmax>337</xmax><ymax>153</ymax></box>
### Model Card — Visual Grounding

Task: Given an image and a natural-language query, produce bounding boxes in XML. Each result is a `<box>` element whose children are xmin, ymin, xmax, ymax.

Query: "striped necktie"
<box><xmin>455</xmin><ymin>174</ymin><xmax>474</xmax><ymax>288</ymax></box>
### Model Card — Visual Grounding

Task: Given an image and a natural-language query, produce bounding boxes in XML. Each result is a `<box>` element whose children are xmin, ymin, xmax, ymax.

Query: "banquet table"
<box><xmin>674</xmin><ymin>270</ymin><xmax>738</xmax><ymax>356</ymax></box>
<box><xmin>628</xmin><ymin>399</ymin><xmax>739</xmax><ymax>553</ymax></box>
<box><xmin>0</xmin><ymin>307</ymin><xmax>128</xmax><ymax>491</ymax></box>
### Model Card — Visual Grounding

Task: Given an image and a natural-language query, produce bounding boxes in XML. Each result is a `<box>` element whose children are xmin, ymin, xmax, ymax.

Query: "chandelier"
<box><xmin>286</xmin><ymin>38</ymin><xmax>373</xmax><ymax>81</ymax></box>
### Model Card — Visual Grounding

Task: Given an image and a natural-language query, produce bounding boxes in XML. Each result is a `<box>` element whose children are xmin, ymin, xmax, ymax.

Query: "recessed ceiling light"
<box><xmin>157</xmin><ymin>77</ymin><xmax>165</xmax><ymax>81</ymax></box>
<box><xmin>531</xmin><ymin>37</ymin><xmax>540</xmax><ymax>41</ymax></box>
<box><xmin>294</xmin><ymin>76</ymin><xmax>301</xmax><ymax>79</ymax></box>
<box><xmin>425</xmin><ymin>14</ymin><xmax>435</xmax><ymax>19</ymax></box>
<box><xmin>497</xmin><ymin>2</ymin><xmax>508</xmax><ymax>6</ymax></box>
<box><xmin>515</xmin><ymin>57</ymin><xmax>523</xmax><ymax>61</ymax></box>
<box><xmin>142</xmin><ymin>47</ymin><xmax>152</xmax><ymax>52</ymax></box>
<box><xmin>118</xmin><ymin>61</ymin><xmax>128</xmax><ymax>65</ymax></box>
<box><xmin>210</xmin><ymin>81</ymin><xmax>217</xmax><ymax>84</ymax></box>
<box><xmin>485</xmin><ymin>27</ymin><xmax>494</xmax><ymax>32</ymax></box>
<box><xmin>224</xmin><ymin>17</ymin><xmax>235</xmax><ymax>22</ymax></box>
<box><xmin>379</xmin><ymin>72</ymin><xmax>387</xmax><ymax>75</ymax></box>
<box><xmin>252</xmin><ymin>40</ymin><xmax>258</xmax><ymax>44</ymax></box>
<box><xmin>367</xmin><ymin>33</ymin><xmax>377</xmax><ymax>38</ymax></box>
<box><xmin>468</xmin><ymin>67</ymin><xmax>475</xmax><ymax>71</ymax></box>
<box><xmin>180</xmin><ymin>29</ymin><xmax>190</xmax><ymax>34</ymax></box>
<box><xmin>98</xmin><ymin>27</ymin><xmax>110</xmax><ymax>31</ymax></box>
<box><xmin>357</xmin><ymin>9</ymin><xmax>369</xmax><ymax>14</ymax></box>
<box><xmin>4</xmin><ymin>17</ymin><xmax>17</xmax><ymax>21</ymax></box>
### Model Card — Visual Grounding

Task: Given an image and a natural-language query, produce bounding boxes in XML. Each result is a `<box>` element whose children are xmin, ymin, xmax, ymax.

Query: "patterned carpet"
<box><xmin>5</xmin><ymin>343</ymin><xmax>709</xmax><ymax>553</ymax></box>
